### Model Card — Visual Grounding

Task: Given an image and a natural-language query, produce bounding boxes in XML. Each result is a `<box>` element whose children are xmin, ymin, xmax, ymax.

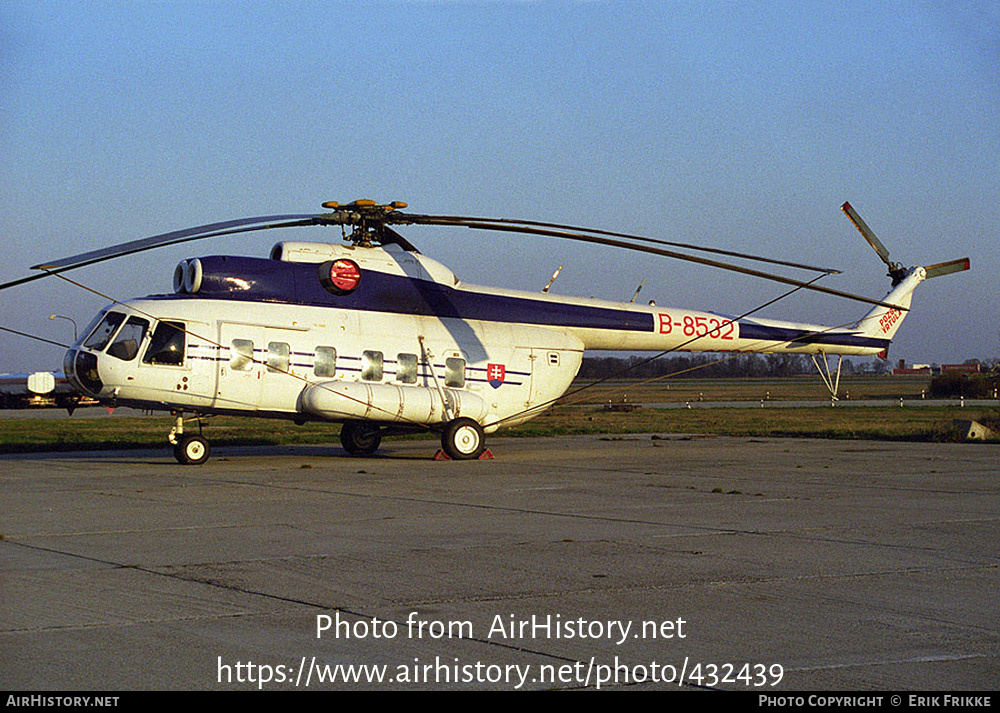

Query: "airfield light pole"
<box><xmin>49</xmin><ymin>314</ymin><xmax>78</xmax><ymax>342</ymax></box>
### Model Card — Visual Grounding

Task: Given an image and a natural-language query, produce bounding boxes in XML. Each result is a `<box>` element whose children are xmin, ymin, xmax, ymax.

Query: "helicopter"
<box><xmin>0</xmin><ymin>200</ymin><xmax>969</xmax><ymax>463</ymax></box>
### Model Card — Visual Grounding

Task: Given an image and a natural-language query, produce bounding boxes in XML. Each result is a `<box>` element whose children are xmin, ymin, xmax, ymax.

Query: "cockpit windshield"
<box><xmin>83</xmin><ymin>311</ymin><xmax>126</xmax><ymax>351</ymax></box>
<box><xmin>106</xmin><ymin>317</ymin><xmax>150</xmax><ymax>361</ymax></box>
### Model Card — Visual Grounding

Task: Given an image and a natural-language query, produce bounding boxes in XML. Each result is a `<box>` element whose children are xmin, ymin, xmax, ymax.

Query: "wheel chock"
<box><xmin>432</xmin><ymin>448</ymin><xmax>496</xmax><ymax>461</ymax></box>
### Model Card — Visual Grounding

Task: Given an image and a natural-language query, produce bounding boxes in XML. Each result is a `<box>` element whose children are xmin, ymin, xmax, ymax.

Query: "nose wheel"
<box><xmin>169</xmin><ymin>412</ymin><xmax>211</xmax><ymax>465</ymax></box>
<box><xmin>174</xmin><ymin>434</ymin><xmax>211</xmax><ymax>465</ymax></box>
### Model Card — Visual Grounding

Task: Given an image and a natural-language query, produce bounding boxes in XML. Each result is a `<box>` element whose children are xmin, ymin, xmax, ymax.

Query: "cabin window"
<box><xmin>361</xmin><ymin>350</ymin><xmax>383</xmax><ymax>381</ymax></box>
<box><xmin>396</xmin><ymin>353</ymin><xmax>417</xmax><ymax>384</ymax></box>
<box><xmin>142</xmin><ymin>321</ymin><xmax>186</xmax><ymax>366</ymax></box>
<box><xmin>445</xmin><ymin>357</ymin><xmax>466</xmax><ymax>388</ymax></box>
<box><xmin>106</xmin><ymin>317</ymin><xmax>150</xmax><ymax>361</ymax></box>
<box><xmin>266</xmin><ymin>342</ymin><xmax>290</xmax><ymax>373</ymax></box>
<box><xmin>84</xmin><ymin>311</ymin><xmax>126</xmax><ymax>351</ymax></box>
<box><xmin>229</xmin><ymin>339</ymin><xmax>255</xmax><ymax>371</ymax></box>
<box><xmin>314</xmin><ymin>347</ymin><xmax>337</xmax><ymax>377</ymax></box>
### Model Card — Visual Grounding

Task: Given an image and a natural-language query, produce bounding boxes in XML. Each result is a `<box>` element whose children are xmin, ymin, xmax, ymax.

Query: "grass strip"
<box><xmin>0</xmin><ymin>405</ymin><xmax>996</xmax><ymax>454</ymax></box>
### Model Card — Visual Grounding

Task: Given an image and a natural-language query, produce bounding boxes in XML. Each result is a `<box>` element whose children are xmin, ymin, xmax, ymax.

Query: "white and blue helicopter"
<box><xmin>2</xmin><ymin>200</ymin><xmax>968</xmax><ymax>463</ymax></box>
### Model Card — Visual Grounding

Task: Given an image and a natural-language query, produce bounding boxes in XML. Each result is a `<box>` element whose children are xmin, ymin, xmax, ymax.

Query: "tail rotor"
<box><xmin>841</xmin><ymin>201</ymin><xmax>970</xmax><ymax>285</ymax></box>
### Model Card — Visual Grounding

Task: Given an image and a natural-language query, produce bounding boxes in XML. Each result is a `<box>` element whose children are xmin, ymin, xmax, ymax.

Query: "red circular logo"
<box><xmin>320</xmin><ymin>258</ymin><xmax>362</xmax><ymax>294</ymax></box>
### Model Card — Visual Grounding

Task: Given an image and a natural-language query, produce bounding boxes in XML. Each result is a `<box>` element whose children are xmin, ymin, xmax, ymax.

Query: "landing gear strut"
<box><xmin>812</xmin><ymin>352</ymin><xmax>844</xmax><ymax>403</ymax></box>
<box><xmin>169</xmin><ymin>411</ymin><xmax>211</xmax><ymax>465</ymax></box>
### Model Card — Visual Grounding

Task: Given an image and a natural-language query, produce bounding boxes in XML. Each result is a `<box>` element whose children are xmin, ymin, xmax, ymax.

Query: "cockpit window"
<box><xmin>142</xmin><ymin>321</ymin><xmax>186</xmax><ymax>366</ymax></box>
<box><xmin>106</xmin><ymin>317</ymin><xmax>150</xmax><ymax>361</ymax></box>
<box><xmin>83</xmin><ymin>312</ymin><xmax>126</xmax><ymax>351</ymax></box>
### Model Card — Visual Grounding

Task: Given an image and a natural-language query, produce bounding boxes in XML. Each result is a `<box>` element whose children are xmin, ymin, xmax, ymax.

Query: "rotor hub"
<box><xmin>316</xmin><ymin>200</ymin><xmax>410</xmax><ymax>246</ymax></box>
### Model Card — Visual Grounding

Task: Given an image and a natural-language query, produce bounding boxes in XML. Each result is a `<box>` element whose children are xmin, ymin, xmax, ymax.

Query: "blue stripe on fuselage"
<box><xmin>164</xmin><ymin>256</ymin><xmax>654</xmax><ymax>332</ymax></box>
<box><xmin>738</xmin><ymin>323</ymin><xmax>890</xmax><ymax>350</ymax></box>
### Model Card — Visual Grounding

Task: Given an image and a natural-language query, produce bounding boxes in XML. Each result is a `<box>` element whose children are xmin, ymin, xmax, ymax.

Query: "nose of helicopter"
<box><xmin>64</xmin><ymin>347</ymin><xmax>104</xmax><ymax>397</ymax></box>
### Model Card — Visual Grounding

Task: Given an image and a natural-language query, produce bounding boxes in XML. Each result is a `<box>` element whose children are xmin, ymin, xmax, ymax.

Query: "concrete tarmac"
<box><xmin>1</xmin><ymin>434</ymin><xmax>997</xmax><ymax>690</ymax></box>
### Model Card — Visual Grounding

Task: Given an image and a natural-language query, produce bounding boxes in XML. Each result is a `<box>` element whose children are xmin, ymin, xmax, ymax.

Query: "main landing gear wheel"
<box><xmin>174</xmin><ymin>434</ymin><xmax>211</xmax><ymax>465</ymax></box>
<box><xmin>340</xmin><ymin>421</ymin><xmax>382</xmax><ymax>455</ymax></box>
<box><xmin>441</xmin><ymin>417</ymin><xmax>486</xmax><ymax>460</ymax></box>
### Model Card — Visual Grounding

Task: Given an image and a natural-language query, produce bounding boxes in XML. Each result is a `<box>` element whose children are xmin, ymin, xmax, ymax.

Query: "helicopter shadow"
<box><xmin>0</xmin><ymin>442</ymin><xmax>444</xmax><ymax>465</ymax></box>
<box><xmin>383</xmin><ymin>247</ymin><xmax>490</xmax><ymax>364</ymax></box>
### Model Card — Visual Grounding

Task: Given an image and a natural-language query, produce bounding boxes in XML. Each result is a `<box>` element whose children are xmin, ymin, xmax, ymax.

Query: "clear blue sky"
<box><xmin>2</xmin><ymin>1</ymin><xmax>997</xmax><ymax>372</ymax></box>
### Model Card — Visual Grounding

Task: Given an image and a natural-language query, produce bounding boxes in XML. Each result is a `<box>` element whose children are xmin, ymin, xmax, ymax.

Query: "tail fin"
<box><xmin>855</xmin><ymin>268</ymin><xmax>923</xmax><ymax>340</ymax></box>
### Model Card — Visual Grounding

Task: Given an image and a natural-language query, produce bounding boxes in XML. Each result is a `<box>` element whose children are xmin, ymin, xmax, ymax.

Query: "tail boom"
<box><xmin>564</xmin><ymin>269</ymin><xmax>932</xmax><ymax>357</ymax></box>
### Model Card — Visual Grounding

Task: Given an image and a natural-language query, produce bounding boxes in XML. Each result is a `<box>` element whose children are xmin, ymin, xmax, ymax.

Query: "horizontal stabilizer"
<box><xmin>924</xmin><ymin>257</ymin><xmax>970</xmax><ymax>279</ymax></box>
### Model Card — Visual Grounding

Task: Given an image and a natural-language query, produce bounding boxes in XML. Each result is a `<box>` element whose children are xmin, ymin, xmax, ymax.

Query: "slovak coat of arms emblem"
<box><xmin>486</xmin><ymin>363</ymin><xmax>506</xmax><ymax>389</ymax></box>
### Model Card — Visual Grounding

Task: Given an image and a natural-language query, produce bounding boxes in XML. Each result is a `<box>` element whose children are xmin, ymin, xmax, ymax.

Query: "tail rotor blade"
<box><xmin>924</xmin><ymin>257</ymin><xmax>970</xmax><ymax>279</ymax></box>
<box><xmin>841</xmin><ymin>201</ymin><xmax>892</xmax><ymax>266</ymax></box>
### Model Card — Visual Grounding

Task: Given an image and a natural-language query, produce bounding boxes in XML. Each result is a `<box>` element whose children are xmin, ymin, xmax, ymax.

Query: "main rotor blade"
<box><xmin>0</xmin><ymin>324</ymin><xmax>69</xmax><ymax>349</ymax></box>
<box><xmin>841</xmin><ymin>202</ymin><xmax>892</xmax><ymax>266</ymax></box>
<box><xmin>394</xmin><ymin>213</ymin><xmax>841</xmax><ymax>274</ymax></box>
<box><xmin>379</xmin><ymin>225</ymin><xmax>422</xmax><ymax>254</ymax></box>
<box><xmin>0</xmin><ymin>215</ymin><xmax>321</xmax><ymax>294</ymax></box>
<box><xmin>397</xmin><ymin>215</ymin><xmax>906</xmax><ymax>311</ymax></box>
<box><xmin>32</xmin><ymin>214</ymin><xmax>320</xmax><ymax>271</ymax></box>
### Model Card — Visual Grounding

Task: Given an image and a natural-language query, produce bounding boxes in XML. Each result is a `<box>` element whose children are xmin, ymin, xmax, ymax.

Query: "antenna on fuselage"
<box><xmin>629</xmin><ymin>277</ymin><xmax>646</xmax><ymax>304</ymax></box>
<box><xmin>541</xmin><ymin>265</ymin><xmax>562</xmax><ymax>293</ymax></box>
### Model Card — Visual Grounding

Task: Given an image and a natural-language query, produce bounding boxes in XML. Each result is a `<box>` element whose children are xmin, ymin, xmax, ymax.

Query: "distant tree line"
<box><xmin>579</xmin><ymin>353</ymin><xmax>835</xmax><ymax>380</ymax></box>
<box><xmin>930</xmin><ymin>371</ymin><xmax>999</xmax><ymax>399</ymax></box>
<box><xmin>580</xmin><ymin>354</ymin><xmax>999</xmax><ymax>381</ymax></box>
